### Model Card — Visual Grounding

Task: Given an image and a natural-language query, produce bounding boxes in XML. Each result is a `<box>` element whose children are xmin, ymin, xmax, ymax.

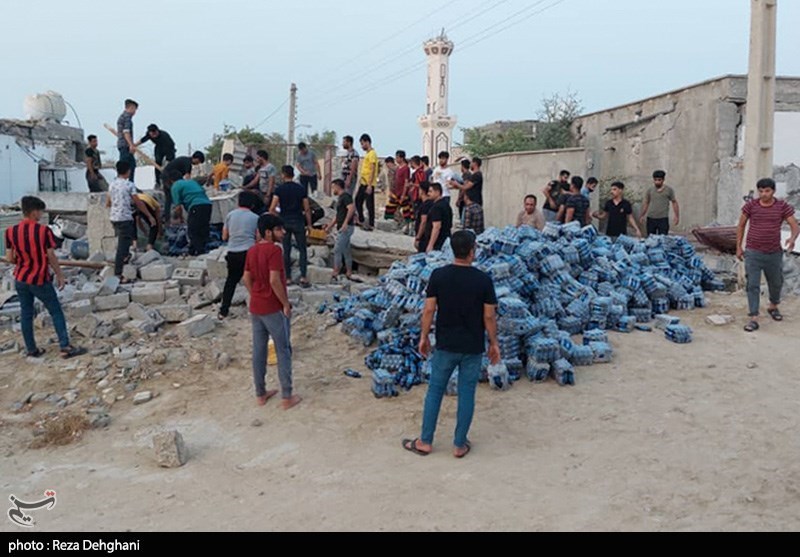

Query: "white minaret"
<box><xmin>418</xmin><ymin>30</ymin><xmax>457</xmax><ymax>161</ymax></box>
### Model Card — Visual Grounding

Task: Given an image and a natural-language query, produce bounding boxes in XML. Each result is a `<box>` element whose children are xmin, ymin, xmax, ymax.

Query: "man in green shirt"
<box><xmin>166</xmin><ymin>169</ymin><xmax>213</xmax><ymax>256</ymax></box>
<box><xmin>639</xmin><ymin>170</ymin><xmax>680</xmax><ymax>236</ymax></box>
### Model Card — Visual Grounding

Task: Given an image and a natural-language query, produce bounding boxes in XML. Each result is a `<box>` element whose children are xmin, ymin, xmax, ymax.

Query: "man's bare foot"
<box><xmin>282</xmin><ymin>395</ymin><xmax>302</xmax><ymax>410</ymax></box>
<box><xmin>257</xmin><ymin>390</ymin><xmax>279</xmax><ymax>406</ymax></box>
<box><xmin>453</xmin><ymin>442</ymin><xmax>472</xmax><ymax>459</ymax></box>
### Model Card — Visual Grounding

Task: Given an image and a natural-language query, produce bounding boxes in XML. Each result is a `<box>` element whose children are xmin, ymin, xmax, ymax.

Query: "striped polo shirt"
<box><xmin>4</xmin><ymin>219</ymin><xmax>57</xmax><ymax>286</ymax></box>
<box><xmin>743</xmin><ymin>199</ymin><xmax>795</xmax><ymax>253</ymax></box>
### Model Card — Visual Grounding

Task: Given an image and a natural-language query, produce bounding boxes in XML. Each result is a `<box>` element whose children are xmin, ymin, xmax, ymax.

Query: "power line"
<box><xmin>459</xmin><ymin>0</ymin><xmax>566</xmax><ymax>51</ymax></box>
<box><xmin>302</xmin><ymin>0</ymin><xmax>512</xmax><ymax>103</ymax></box>
<box><xmin>253</xmin><ymin>98</ymin><xmax>290</xmax><ymax>130</ymax></box>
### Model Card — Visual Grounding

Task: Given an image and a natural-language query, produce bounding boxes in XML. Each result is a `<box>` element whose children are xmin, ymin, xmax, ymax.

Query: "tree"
<box><xmin>206</xmin><ymin>126</ymin><xmax>289</xmax><ymax>167</ymax></box>
<box><xmin>298</xmin><ymin>130</ymin><xmax>337</xmax><ymax>152</ymax></box>
<box><xmin>461</xmin><ymin>90</ymin><xmax>583</xmax><ymax>157</ymax></box>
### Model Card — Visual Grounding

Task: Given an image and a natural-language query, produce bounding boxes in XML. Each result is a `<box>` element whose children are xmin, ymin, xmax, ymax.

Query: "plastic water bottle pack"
<box><xmin>552</xmin><ymin>359</ymin><xmax>576</xmax><ymax>386</ymax></box>
<box><xmin>665</xmin><ymin>324</ymin><xmax>693</xmax><ymax>344</ymax></box>
<box><xmin>488</xmin><ymin>363</ymin><xmax>512</xmax><ymax>391</ymax></box>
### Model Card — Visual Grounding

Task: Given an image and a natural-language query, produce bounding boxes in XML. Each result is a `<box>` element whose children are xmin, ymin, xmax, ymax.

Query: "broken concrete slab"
<box><xmin>74</xmin><ymin>315</ymin><xmax>115</xmax><ymax>339</ymax></box>
<box><xmin>204</xmin><ymin>281</ymin><xmax>222</xmax><ymax>303</ymax></box>
<box><xmin>133</xmin><ymin>250</ymin><xmax>162</xmax><ymax>268</ymax></box>
<box><xmin>130</xmin><ymin>285</ymin><xmax>166</xmax><ymax>306</ymax></box>
<box><xmin>93</xmin><ymin>292</ymin><xmax>131</xmax><ymax>312</ymax></box>
<box><xmin>66</xmin><ymin>299</ymin><xmax>93</xmax><ymax>317</ymax></box>
<box><xmin>152</xmin><ymin>430</ymin><xmax>188</xmax><ymax>468</ymax></box>
<box><xmin>139</xmin><ymin>263</ymin><xmax>175</xmax><ymax>282</ymax></box>
<box><xmin>177</xmin><ymin>314</ymin><xmax>215</xmax><ymax>338</ymax></box>
<box><xmin>133</xmin><ymin>391</ymin><xmax>153</xmax><ymax>405</ymax></box>
<box><xmin>706</xmin><ymin>314</ymin><xmax>735</xmax><ymax>326</ymax></box>
<box><xmin>98</xmin><ymin>276</ymin><xmax>120</xmax><ymax>296</ymax></box>
<box><xmin>306</xmin><ymin>265</ymin><xmax>334</xmax><ymax>285</ymax></box>
<box><xmin>122</xmin><ymin>264</ymin><xmax>138</xmax><ymax>282</ymax></box>
<box><xmin>73</xmin><ymin>284</ymin><xmax>100</xmax><ymax>301</ymax></box>
<box><xmin>156</xmin><ymin>305</ymin><xmax>192</xmax><ymax>323</ymax></box>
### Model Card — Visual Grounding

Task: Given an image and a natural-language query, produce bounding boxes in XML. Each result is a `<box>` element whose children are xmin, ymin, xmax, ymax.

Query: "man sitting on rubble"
<box><xmin>4</xmin><ymin>196</ymin><xmax>86</xmax><ymax>359</ymax></box>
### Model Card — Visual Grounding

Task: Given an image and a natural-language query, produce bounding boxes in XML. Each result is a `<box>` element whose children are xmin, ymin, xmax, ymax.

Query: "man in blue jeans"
<box><xmin>269</xmin><ymin>166</ymin><xmax>312</xmax><ymax>288</ymax></box>
<box><xmin>4</xmin><ymin>196</ymin><xmax>85</xmax><ymax>359</ymax></box>
<box><xmin>116</xmin><ymin>99</ymin><xmax>139</xmax><ymax>182</ymax></box>
<box><xmin>243</xmin><ymin>214</ymin><xmax>302</xmax><ymax>411</ymax></box>
<box><xmin>403</xmin><ymin>230</ymin><xmax>501</xmax><ymax>459</ymax></box>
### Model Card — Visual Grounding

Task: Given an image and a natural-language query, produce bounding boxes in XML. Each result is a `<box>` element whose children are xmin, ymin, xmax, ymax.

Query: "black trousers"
<box><xmin>154</xmin><ymin>151</ymin><xmax>175</xmax><ymax>186</ymax></box>
<box><xmin>113</xmin><ymin>220</ymin><xmax>136</xmax><ymax>276</ymax></box>
<box><xmin>647</xmin><ymin>217</ymin><xmax>670</xmax><ymax>236</ymax></box>
<box><xmin>135</xmin><ymin>204</ymin><xmax>160</xmax><ymax>247</ymax></box>
<box><xmin>220</xmin><ymin>250</ymin><xmax>247</xmax><ymax>316</ymax></box>
<box><xmin>355</xmin><ymin>184</ymin><xmax>375</xmax><ymax>227</ymax></box>
<box><xmin>187</xmin><ymin>204</ymin><xmax>212</xmax><ymax>256</ymax></box>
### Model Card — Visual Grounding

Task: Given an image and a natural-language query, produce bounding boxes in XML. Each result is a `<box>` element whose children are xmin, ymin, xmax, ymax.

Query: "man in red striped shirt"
<box><xmin>4</xmin><ymin>196</ymin><xmax>85</xmax><ymax>359</ymax></box>
<box><xmin>736</xmin><ymin>178</ymin><xmax>799</xmax><ymax>332</ymax></box>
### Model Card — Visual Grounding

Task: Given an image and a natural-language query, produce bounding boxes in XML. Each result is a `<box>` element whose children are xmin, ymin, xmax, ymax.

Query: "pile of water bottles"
<box><xmin>329</xmin><ymin>223</ymin><xmax>720</xmax><ymax>398</ymax></box>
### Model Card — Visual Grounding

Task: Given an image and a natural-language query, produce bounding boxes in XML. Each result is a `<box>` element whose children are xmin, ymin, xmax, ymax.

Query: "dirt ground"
<box><xmin>1</xmin><ymin>291</ymin><xmax>799</xmax><ymax>532</ymax></box>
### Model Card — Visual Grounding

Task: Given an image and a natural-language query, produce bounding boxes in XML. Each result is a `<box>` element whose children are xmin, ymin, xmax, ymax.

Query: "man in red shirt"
<box><xmin>736</xmin><ymin>178</ymin><xmax>799</xmax><ymax>332</ymax></box>
<box><xmin>243</xmin><ymin>214</ymin><xmax>302</xmax><ymax>410</ymax></box>
<box><xmin>4</xmin><ymin>196</ymin><xmax>85</xmax><ymax>359</ymax></box>
<box><xmin>384</xmin><ymin>151</ymin><xmax>412</xmax><ymax>227</ymax></box>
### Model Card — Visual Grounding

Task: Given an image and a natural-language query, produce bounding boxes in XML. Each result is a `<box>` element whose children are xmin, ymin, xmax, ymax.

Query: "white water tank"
<box><xmin>23</xmin><ymin>91</ymin><xmax>67</xmax><ymax>122</ymax></box>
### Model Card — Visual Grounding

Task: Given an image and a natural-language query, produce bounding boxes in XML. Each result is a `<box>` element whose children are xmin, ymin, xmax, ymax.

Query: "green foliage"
<box><xmin>461</xmin><ymin>90</ymin><xmax>583</xmax><ymax>157</ymax></box>
<box><xmin>206</xmin><ymin>126</ymin><xmax>337</xmax><ymax>167</ymax></box>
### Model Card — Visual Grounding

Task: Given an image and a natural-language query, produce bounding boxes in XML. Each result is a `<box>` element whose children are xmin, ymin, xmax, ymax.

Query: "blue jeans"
<box><xmin>299</xmin><ymin>175</ymin><xmax>318</xmax><ymax>196</ymax></box>
<box><xmin>282</xmin><ymin>216</ymin><xmax>308</xmax><ymax>280</ymax></box>
<box><xmin>251</xmin><ymin>312</ymin><xmax>293</xmax><ymax>399</ymax></box>
<box><xmin>15</xmin><ymin>281</ymin><xmax>70</xmax><ymax>354</ymax></box>
<box><xmin>421</xmin><ymin>350</ymin><xmax>482</xmax><ymax>448</ymax></box>
<box><xmin>118</xmin><ymin>146</ymin><xmax>137</xmax><ymax>182</ymax></box>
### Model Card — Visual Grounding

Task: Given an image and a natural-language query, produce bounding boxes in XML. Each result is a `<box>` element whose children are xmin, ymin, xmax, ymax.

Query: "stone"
<box><xmin>375</xmin><ymin>219</ymin><xmax>401</xmax><ymax>233</ymax></box>
<box><xmin>204</xmin><ymin>281</ymin><xmax>223</xmax><ymax>303</ymax></box>
<box><xmin>89</xmin><ymin>414</ymin><xmax>111</xmax><ymax>429</ymax></box>
<box><xmin>216</xmin><ymin>352</ymin><xmax>231</xmax><ymax>370</ymax></box>
<box><xmin>156</xmin><ymin>305</ymin><xmax>192</xmax><ymax>323</ymax></box>
<box><xmin>251</xmin><ymin>419</ymin><xmax>263</xmax><ymax>428</ymax></box>
<box><xmin>178</xmin><ymin>314</ymin><xmax>215</xmax><ymax>338</ymax></box>
<box><xmin>131</xmin><ymin>285</ymin><xmax>166</xmax><ymax>306</ymax></box>
<box><xmin>205</xmin><ymin>255</ymin><xmax>228</xmax><ymax>281</ymax></box>
<box><xmin>152</xmin><ymin>351</ymin><xmax>168</xmax><ymax>365</ymax></box>
<box><xmin>706</xmin><ymin>314</ymin><xmax>735</xmax><ymax>326</ymax></box>
<box><xmin>306</xmin><ymin>265</ymin><xmax>333</xmax><ymax>285</ymax></box>
<box><xmin>62</xmin><ymin>390</ymin><xmax>79</xmax><ymax>404</ymax></box>
<box><xmin>67</xmin><ymin>299</ymin><xmax>93</xmax><ymax>317</ymax></box>
<box><xmin>311</xmin><ymin>245</ymin><xmax>331</xmax><ymax>260</ymax></box>
<box><xmin>74</xmin><ymin>284</ymin><xmax>100</xmax><ymax>301</ymax></box>
<box><xmin>115</xmin><ymin>348</ymin><xmax>137</xmax><ymax>360</ymax></box>
<box><xmin>97</xmin><ymin>379</ymin><xmax>110</xmax><ymax>389</ymax></box>
<box><xmin>99</xmin><ymin>265</ymin><xmax>115</xmax><ymax>281</ymax></box>
<box><xmin>122</xmin><ymin>265</ymin><xmax>138</xmax><ymax>281</ymax></box>
<box><xmin>231</xmin><ymin>286</ymin><xmax>248</xmax><ymax>306</ymax></box>
<box><xmin>140</xmin><ymin>263</ymin><xmax>175</xmax><ymax>282</ymax></box>
<box><xmin>93</xmin><ymin>292</ymin><xmax>131</xmax><ymax>312</ymax></box>
<box><xmin>188</xmin><ymin>292</ymin><xmax>212</xmax><ymax>310</ymax></box>
<box><xmin>301</xmin><ymin>288</ymin><xmax>341</xmax><ymax>307</ymax></box>
<box><xmin>57</xmin><ymin>218</ymin><xmax>87</xmax><ymax>240</ymax></box>
<box><xmin>152</xmin><ymin>430</ymin><xmax>188</xmax><ymax>468</ymax></box>
<box><xmin>172</xmin><ymin>267</ymin><xmax>206</xmax><ymax>286</ymax></box>
<box><xmin>133</xmin><ymin>391</ymin><xmax>153</xmax><ymax>405</ymax></box>
<box><xmin>124</xmin><ymin>320</ymin><xmax>156</xmax><ymax>334</ymax></box>
<box><xmin>134</xmin><ymin>250</ymin><xmax>162</xmax><ymax>267</ymax></box>
<box><xmin>747</xmin><ymin>362</ymin><xmax>758</xmax><ymax>370</ymax></box>
<box><xmin>30</xmin><ymin>392</ymin><xmax>50</xmax><ymax>403</ymax></box>
<box><xmin>188</xmin><ymin>259</ymin><xmax>209</xmax><ymax>270</ymax></box>
<box><xmin>98</xmin><ymin>276</ymin><xmax>121</xmax><ymax>296</ymax></box>
<box><xmin>126</xmin><ymin>303</ymin><xmax>165</xmax><ymax>328</ymax></box>
<box><xmin>111</xmin><ymin>312</ymin><xmax>131</xmax><ymax>328</ymax></box>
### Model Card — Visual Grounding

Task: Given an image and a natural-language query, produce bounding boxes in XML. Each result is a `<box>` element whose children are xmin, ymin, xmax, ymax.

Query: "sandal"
<box><xmin>454</xmin><ymin>442</ymin><xmax>472</xmax><ymax>459</ymax></box>
<box><xmin>744</xmin><ymin>321</ymin><xmax>760</xmax><ymax>333</ymax></box>
<box><xmin>299</xmin><ymin>280</ymin><xmax>312</xmax><ymax>289</ymax></box>
<box><xmin>767</xmin><ymin>308</ymin><xmax>783</xmax><ymax>322</ymax></box>
<box><xmin>26</xmin><ymin>348</ymin><xmax>46</xmax><ymax>358</ymax></box>
<box><xmin>402</xmin><ymin>438</ymin><xmax>431</xmax><ymax>457</ymax></box>
<box><xmin>60</xmin><ymin>346</ymin><xmax>87</xmax><ymax>360</ymax></box>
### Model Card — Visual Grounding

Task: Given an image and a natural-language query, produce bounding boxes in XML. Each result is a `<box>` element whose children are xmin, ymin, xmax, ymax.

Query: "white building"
<box><xmin>418</xmin><ymin>32</ymin><xmax>457</xmax><ymax>160</ymax></box>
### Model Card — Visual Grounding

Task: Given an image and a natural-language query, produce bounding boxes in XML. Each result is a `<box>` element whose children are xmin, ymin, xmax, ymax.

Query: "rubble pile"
<box><xmin>332</xmin><ymin>223</ymin><xmax>725</xmax><ymax>396</ymax></box>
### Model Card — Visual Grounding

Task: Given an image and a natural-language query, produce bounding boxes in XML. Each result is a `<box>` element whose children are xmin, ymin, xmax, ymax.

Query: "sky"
<box><xmin>1</xmin><ymin>0</ymin><xmax>798</xmax><ymax>158</ymax></box>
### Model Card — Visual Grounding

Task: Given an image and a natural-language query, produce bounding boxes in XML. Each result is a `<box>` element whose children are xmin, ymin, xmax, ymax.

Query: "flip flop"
<box><xmin>744</xmin><ymin>321</ymin><xmax>760</xmax><ymax>333</ymax></box>
<box><xmin>454</xmin><ymin>442</ymin><xmax>472</xmax><ymax>459</ymax></box>
<box><xmin>402</xmin><ymin>438</ymin><xmax>430</xmax><ymax>457</ymax></box>
<box><xmin>767</xmin><ymin>309</ymin><xmax>784</xmax><ymax>322</ymax></box>
<box><xmin>26</xmin><ymin>348</ymin><xmax>46</xmax><ymax>358</ymax></box>
<box><xmin>60</xmin><ymin>346</ymin><xmax>87</xmax><ymax>360</ymax></box>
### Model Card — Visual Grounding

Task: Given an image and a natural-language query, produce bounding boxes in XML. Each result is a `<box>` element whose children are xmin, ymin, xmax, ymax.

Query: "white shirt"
<box><xmin>431</xmin><ymin>166</ymin><xmax>456</xmax><ymax>198</ymax></box>
<box><xmin>109</xmin><ymin>178</ymin><xmax>137</xmax><ymax>223</ymax></box>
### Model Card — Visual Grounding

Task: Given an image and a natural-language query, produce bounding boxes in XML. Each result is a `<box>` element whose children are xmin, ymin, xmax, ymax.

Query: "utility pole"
<box><xmin>743</xmin><ymin>0</ymin><xmax>777</xmax><ymax>199</ymax></box>
<box><xmin>287</xmin><ymin>83</ymin><xmax>297</xmax><ymax>166</ymax></box>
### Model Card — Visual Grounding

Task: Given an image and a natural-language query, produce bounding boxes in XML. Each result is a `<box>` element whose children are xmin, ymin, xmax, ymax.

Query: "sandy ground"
<box><xmin>1</xmin><ymin>292</ymin><xmax>800</xmax><ymax>532</ymax></box>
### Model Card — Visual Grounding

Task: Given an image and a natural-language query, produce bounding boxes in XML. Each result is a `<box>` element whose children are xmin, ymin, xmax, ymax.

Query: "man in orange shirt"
<box><xmin>210</xmin><ymin>154</ymin><xmax>234</xmax><ymax>190</ymax></box>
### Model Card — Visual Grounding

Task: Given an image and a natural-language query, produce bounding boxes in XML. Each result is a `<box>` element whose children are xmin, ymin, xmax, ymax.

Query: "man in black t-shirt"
<box><xmin>558</xmin><ymin>176</ymin><xmax>590</xmax><ymax>226</ymax></box>
<box><xmin>422</xmin><ymin>183</ymin><xmax>453</xmax><ymax>253</ymax></box>
<box><xmin>403</xmin><ymin>231</ymin><xmax>501</xmax><ymax>459</ymax></box>
<box><xmin>270</xmin><ymin>166</ymin><xmax>312</xmax><ymax>287</ymax></box>
<box><xmin>414</xmin><ymin>183</ymin><xmax>434</xmax><ymax>253</ymax></box>
<box><xmin>84</xmin><ymin>135</ymin><xmax>108</xmax><ymax>192</ymax></box>
<box><xmin>592</xmin><ymin>181</ymin><xmax>642</xmax><ymax>239</ymax></box>
<box><xmin>136</xmin><ymin>124</ymin><xmax>176</xmax><ymax>185</ymax></box>
<box><xmin>325</xmin><ymin>179</ymin><xmax>356</xmax><ymax>281</ymax></box>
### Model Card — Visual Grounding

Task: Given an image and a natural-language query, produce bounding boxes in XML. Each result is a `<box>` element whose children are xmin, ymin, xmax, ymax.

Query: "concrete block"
<box><xmin>188</xmin><ymin>259</ymin><xmax>209</xmax><ymax>270</ymax></box>
<box><xmin>306</xmin><ymin>265</ymin><xmax>333</xmax><ymax>285</ymax></box>
<box><xmin>74</xmin><ymin>284</ymin><xmax>100</xmax><ymax>301</ymax></box>
<box><xmin>152</xmin><ymin>430</ymin><xmax>188</xmax><ymax>468</ymax></box>
<box><xmin>178</xmin><ymin>314</ymin><xmax>215</xmax><ymax>338</ymax></box>
<box><xmin>204</xmin><ymin>280</ymin><xmax>222</xmax><ymax>303</ymax></box>
<box><xmin>122</xmin><ymin>265</ymin><xmax>138</xmax><ymax>281</ymax></box>
<box><xmin>164</xmin><ymin>287</ymin><xmax>182</xmax><ymax>302</ymax></box>
<box><xmin>140</xmin><ymin>263</ymin><xmax>175</xmax><ymax>282</ymax></box>
<box><xmin>126</xmin><ymin>302</ymin><xmax>164</xmax><ymax>327</ymax></box>
<box><xmin>111</xmin><ymin>312</ymin><xmax>131</xmax><ymax>328</ymax></box>
<box><xmin>156</xmin><ymin>305</ymin><xmax>192</xmax><ymax>324</ymax></box>
<box><xmin>93</xmin><ymin>292</ymin><xmax>131</xmax><ymax>312</ymax></box>
<box><xmin>74</xmin><ymin>315</ymin><xmax>115</xmax><ymax>339</ymax></box>
<box><xmin>98</xmin><ymin>276</ymin><xmax>120</xmax><ymax>296</ymax></box>
<box><xmin>206</xmin><ymin>255</ymin><xmax>228</xmax><ymax>281</ymax></box>
<box><xmin>134</xmin><ymin>250</ymin><xmax>162</xmax><ymax>267</ymax></box>
<box><xmin>301</xmin><ymin>288</ymin><xmax>340</xmax><ymax>307</ymax></box>
<box><xmin>172</xmin><ymin>267</ymin><xmax>206</xmax><ymax>286</ymax></box>
<box><xmin>133</xmin><ymin>391</ymin><xmax>153</xmax><ymax>405</ymax></box>
<box><xmin>231</xmin><ymin>285</ymin><xmax>248</xmax><ymax>306</ymax></box>
<box><xmin>706</xmin><ymin>314</ymin><xmax>735</xmax><ymax>326</ymax></box>
<box><xmin>57</xmin><ymin>217</ymin><xmax>87</xmax><ymax>240</ymax></box>
<box><xmin>67</xmin><ymin>299</ymin><xmax>93</xmax><ymax>317</ymax></box>
<box><xmin>130</xmin><ymin>285</ymin><xmax>166</xmax><ymax>306</ymax></box>
<box><xmin>125</xmin><ymin>319</ymin><xmax>156</xmax><ymax>334</ymax></box>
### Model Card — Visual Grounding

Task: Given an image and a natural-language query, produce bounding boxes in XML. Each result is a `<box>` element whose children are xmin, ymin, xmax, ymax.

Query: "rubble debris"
<box><xmin>706</xmin><ymin>314</ymin><xmax>735</xmax><ymax>326</ymax></box>
<box><xmin>178</xmin><ymin>314</ymin><xmax>215</xmax><ymax>338</ymax></box>
<box><xmin>133</xmin><ymin>391</ymin><xmax>153</xmax><ymax>405</ymax></box>
<box><xmin>152</xmin><ymin>430</ymin><xmax>188</xmax><ymax>468</ymax></box>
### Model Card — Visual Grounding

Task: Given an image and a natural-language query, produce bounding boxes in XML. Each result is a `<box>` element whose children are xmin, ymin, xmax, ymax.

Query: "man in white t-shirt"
<box><xmin>430</xmin><ymin>151</ymin><xmax>455</xmax><ymax>199</ymax></box>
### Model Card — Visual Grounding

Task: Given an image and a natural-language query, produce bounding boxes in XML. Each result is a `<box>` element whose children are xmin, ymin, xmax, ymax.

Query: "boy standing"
<box><xmin>737</xmin><ymin>178</ymin><xmax>799</xmax><ymax>332</ymax></box>
<box><xmin>219</xmin><ymin>191</ymin><xmax>261</xmax><ymax>320</ymax></box>
<box><xmin>325</xmin><ymin>179</ymin><xmax>356</xmax><ymax>281</ymax></box>
<box><xmin>270</xmin><ymin>166</ymin><xmax>312</xmax><ymax>288</ymax></box>
<box><xmin>107</xmin><ymin>161</ymin><xmax>150</xmax><ymax>280</ymax></box>
<box><xmin>211</xmin><ymin>154</ymin><xmax>234</xmax><ymax>190</ymax></box>
<box><xmin>244</xmin><ymin>214</ymin><xmax>302</xmax><ymax>410</ymax></box>
<box><xmin>640</xmin><ymin>170</ymin><xmax>680</xmax><ymax>235</ymax></box>
<box><xmin>4</xmin><ymin>196</ymin><xmax>85</xmax><ymax>359</ymax></box>
<box><xmin>593</xmin><ymin>182</ymin><xmax>642</xmax><ymax>239</ymax></box>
